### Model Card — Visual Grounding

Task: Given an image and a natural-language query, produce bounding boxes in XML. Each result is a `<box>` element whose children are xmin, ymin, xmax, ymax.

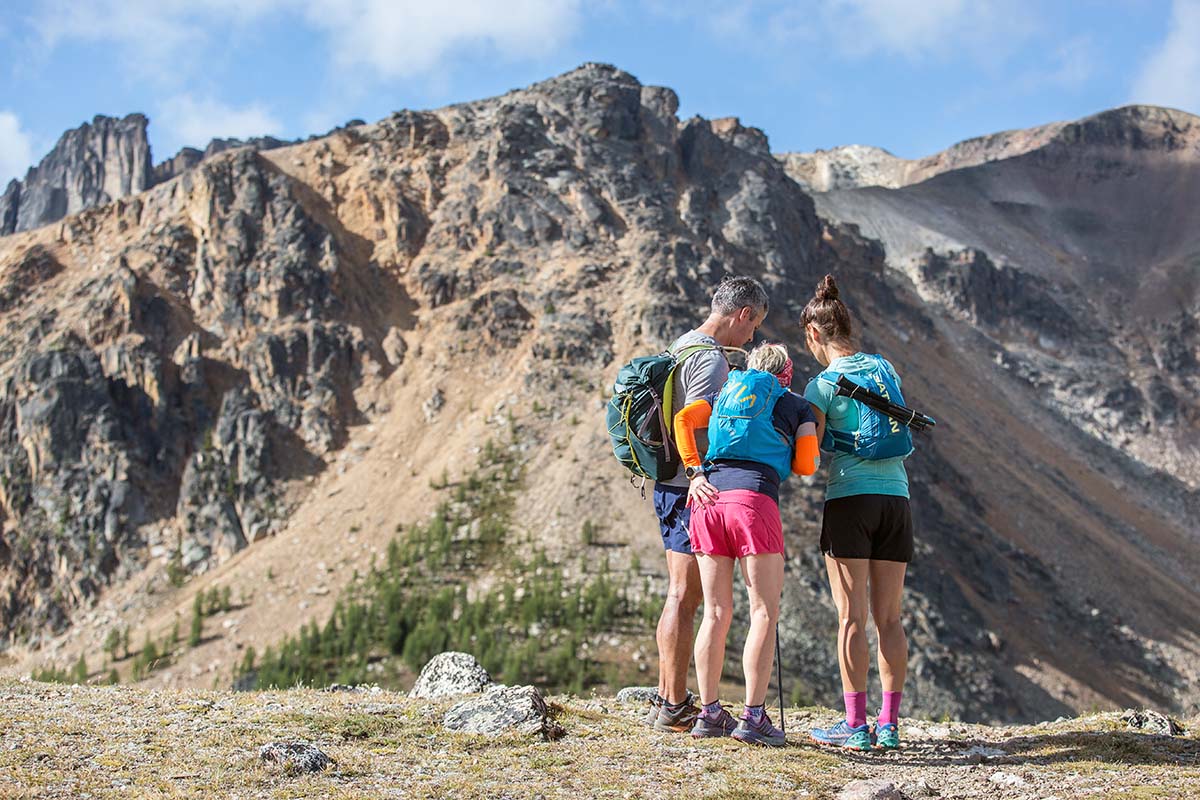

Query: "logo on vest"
<box><xmin>730</xmin><ymin>383</ymin><xmax>757</xmax><ymax>408</ymax></box>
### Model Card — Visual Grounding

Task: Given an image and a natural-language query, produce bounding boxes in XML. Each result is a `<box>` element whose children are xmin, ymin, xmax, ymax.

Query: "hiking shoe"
<box><xmin>691</xmin><ymin>706</ymin><xmax>738</xmax><ymax>738</ymax></box>
<box><xmin>873</xmin><ymin>722</ymin><xmax>900</xmax><ymax>750</ymax></box>
<box><xmin>653</xmin><ymin>698</ymin><xmax>700</xmax><ymax>732</ymax></box>
<box><xmin>810</xmin><ymin>720</ymin><xmax>872</xmax><ymax>751</ymax></box>
<box><xmin>642</xmin><ymin>694</ymin><xmax>664</xmax><ymax>726</ymax></box>
<box><xmin>731</xmin><ymin>710</ymin><xmax>787</xmax><ymax>747</ymax></box>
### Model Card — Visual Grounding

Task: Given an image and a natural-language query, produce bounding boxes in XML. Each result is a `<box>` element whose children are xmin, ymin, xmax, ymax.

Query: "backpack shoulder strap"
<box><xmin>662</xmin><ymin>343</ymin><xmax>729</xmax><ymax>419</ymax></box>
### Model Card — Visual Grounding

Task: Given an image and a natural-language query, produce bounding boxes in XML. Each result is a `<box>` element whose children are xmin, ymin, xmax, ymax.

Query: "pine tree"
<box><xmin>104</xmin><ymin>628</ymin><xmax>121</xmax><ymax>662</ymax></box>
<box><xmin>142</xmin><ymin>634</ymin><xmax>159</xmax><ymax>673</ymax></box>
<box><xmin>189</xmin><ymin>602</ymin><xmax>203</xmax><ymax>648</ymax></box>
<box><xmin>72</xmin><ymin>653</ymin><xmax>88</xmax><ymax>684</ymax></box>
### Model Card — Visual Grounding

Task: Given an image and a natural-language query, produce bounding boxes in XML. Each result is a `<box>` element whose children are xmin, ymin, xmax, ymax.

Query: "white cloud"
<box><xmin>159</xmin><ymin>95</ymin><xmax>283</xmax><ymax>151</ymax></box>
<box><xmin>0</xmin><ymin>111</ymin><xmax>35</xmax><ymax>185</ymax></box>
<box><xmin>648</xmin><ymin>0</ymin><xmax>1030</xmax><ymax>65</ymax></box>
<box><xmin>303</xmin><ymin>0</ymin><xmax>582</xmax><ymax>79</ymax></box>
<box><xmin>1044</xmin><ymin>36</ymin><xmax>1095</xmax><ymax>89</ymax></box>
<box><xmin>826</xmin><ymin>0</ymin><xmax>972</xmax><ymax>58</ymax></box>
<box><xmin>28</xmin><ymin>0</ymin><xmax>582</xmax><ymax>82</ymax></box>
<box><xmin>1131</xmin><ymin>0</ymin><xmax>1200</xmax><ymax>113</ymax></box>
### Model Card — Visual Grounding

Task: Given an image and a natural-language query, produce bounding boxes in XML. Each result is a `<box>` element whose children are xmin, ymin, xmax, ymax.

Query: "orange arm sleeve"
<box><xmin>673</xmin><ymin>399</ymin><xmax>713</xmax><ymax>469</ymax></box>
<box><xmin>792</xmin><ymin>435</ymin><xmax>820</xmax><ymax>476</ymax></box>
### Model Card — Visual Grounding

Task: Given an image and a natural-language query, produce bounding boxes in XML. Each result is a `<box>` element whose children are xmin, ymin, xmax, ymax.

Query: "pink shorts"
<box><xmin>688</xmin><ymin>490</ymin><xmax>783</xmax><ymax>558</ymax></box>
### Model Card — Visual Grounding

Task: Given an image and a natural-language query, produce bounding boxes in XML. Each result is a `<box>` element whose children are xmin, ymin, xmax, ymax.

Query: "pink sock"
<box><xmin>879</xmin><ymin>691</ymin><xmax>902</xmax><ymax>725</ymax></box>
<box><xmin>843</xmin><ymin>692</ymin><xmax>866</xmax><ymax>729</ymax></box>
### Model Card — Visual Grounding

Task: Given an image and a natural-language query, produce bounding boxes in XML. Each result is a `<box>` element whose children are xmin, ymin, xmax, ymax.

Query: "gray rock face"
<box><xmin>0</xmin><ymin>114</ymin><xmax>294</xmax><ymax>237</ymax></box>
<box><xmin>1</xmin><ymin>114</ymin><xmax>152</xmax><ymax>235</ymax></box>
<box><xmin>258</xmin><ymin>741</ymin><xmax>332</xmax><ymax>773</ymax></box>
<box><xmin>152</xmin><ymin>136</ymin><xmax>291</xmax><ymax>185</ymax></box>
<box><xmin>443</xmin><ymin>685</ymin><xmax>564</xmax><ymax>740</ymax></box>
<box><xmin>409</xmin><ymin>652</ymin><xmax>492</xmax><ymax>699</ymax></box>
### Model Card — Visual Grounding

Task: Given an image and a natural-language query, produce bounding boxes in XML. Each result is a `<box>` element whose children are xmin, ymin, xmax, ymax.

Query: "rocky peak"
<box><xmin>0</xmin><ymin>114</ymin><xmax>153</xmax><ymax>236</ymax></box>
<box><xmin>779</xmin><ymin>104</ymin><xmax>1200</xmax><ymax>191</ymax></box>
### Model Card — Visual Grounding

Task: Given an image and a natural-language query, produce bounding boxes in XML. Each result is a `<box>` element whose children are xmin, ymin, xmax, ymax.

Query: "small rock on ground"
<box><xmin>409</xmin><ymin>651</ymin><xmax>492</xmax><ymax>699</ymax></box>
<box><xmin>837</xmin><ymin>779</ymin><xmax>906</xmax><ymax>800</ymax></box>
<box><xmin>443</xmin><ymin>684</ymin><xmax>565</xmax><ymax>740</ymax></box>
<box><xmin>988</xmin><ymin>771</ymin><xmax>1026</xmax><ymax>788</ymax></box>
<box><xmin>258</xmin><ymin>741</ymin><xmax>333</xmax><ymax>773</ymax></box>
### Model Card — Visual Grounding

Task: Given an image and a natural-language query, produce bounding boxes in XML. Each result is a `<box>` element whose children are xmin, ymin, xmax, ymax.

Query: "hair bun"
<box><xmin>816</xmin><ymin>274</ymin><xmax>840</xmax><ymax>301</ymax></box>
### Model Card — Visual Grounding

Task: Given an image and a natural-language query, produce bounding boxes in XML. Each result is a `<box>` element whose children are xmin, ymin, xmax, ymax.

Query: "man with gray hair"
<box><xmin>647</xmin><ymin>275</ymin><xmax>769</xmax><ymax>732</ymax></box>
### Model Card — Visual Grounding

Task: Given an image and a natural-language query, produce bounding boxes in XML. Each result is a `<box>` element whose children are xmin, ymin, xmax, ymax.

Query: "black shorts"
<box><xmin>821</xmin><ymin>495</ymin><xmax>913</xmax><ymax>563</ymax></box>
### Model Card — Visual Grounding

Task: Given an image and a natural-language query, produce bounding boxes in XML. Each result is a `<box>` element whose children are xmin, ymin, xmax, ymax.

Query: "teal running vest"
<box><xmin>705</xmin><ymin>369</ymin><xmax>793</xmax><ymax>481</ymax></box>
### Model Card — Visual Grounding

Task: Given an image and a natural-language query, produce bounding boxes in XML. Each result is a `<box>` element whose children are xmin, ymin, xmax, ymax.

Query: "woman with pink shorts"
<box><xmin>673</xmin><ymin>343</ymin><xmax>820</xmax><ymax>746</ymax></box>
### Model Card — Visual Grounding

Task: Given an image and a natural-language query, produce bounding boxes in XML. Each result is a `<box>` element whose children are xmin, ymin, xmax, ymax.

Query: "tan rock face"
<box><xmin>0</xmin><ymin>65</ymin><xmax>1196</xmax><ymax>723</ymax></box>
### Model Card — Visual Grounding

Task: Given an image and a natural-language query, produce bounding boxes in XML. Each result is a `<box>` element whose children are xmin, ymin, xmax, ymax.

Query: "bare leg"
<box><xmin>824</xmin><ymin>555</ymin><xmax>871</xmax><ymax>693</ymax></box>
<box><xmin>693</xmin><ymin>554</ymin><xmax>735</xmax><ymax>705</ymax></box>
<box><xmin>869</xmin><ymin>560</ymin><xmax>908</xmax><ymax>693</ymax></box>
<box><xmin>741</xmin><ymin>553</ymin><xmax>785</xmax><ymax>706</ymax></box>
<box><xmin>656</xmin><ymin>550</ymin><xmax>703</xmax><ymax>704</ymax></box>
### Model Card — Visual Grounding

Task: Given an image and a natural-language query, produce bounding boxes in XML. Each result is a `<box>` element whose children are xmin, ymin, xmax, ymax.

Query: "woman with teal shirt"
<box><xmin>801</xmin><ymin>275</ymin><xmax>911</xmax><ymax>752</ymax></box>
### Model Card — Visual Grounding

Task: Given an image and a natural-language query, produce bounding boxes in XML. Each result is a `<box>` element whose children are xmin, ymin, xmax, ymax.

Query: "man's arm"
<box><xmin>674</xmin><ymin>398</ymin><xmax>720</xmax><ymax>507</ymax></box>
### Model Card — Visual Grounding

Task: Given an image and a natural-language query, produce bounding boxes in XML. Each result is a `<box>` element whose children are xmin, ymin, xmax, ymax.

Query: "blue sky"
<box><xmin>2</xmin><ymin>0</ymin><xmax>1199</xmax><ymax>185</ymax></box>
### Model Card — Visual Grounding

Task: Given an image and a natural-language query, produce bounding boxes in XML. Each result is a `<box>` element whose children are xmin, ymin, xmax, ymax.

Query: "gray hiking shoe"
<box><xmin>731</xmin><ymin>709</ymin><xmax>787</xmax><ymax>747</ymax></box>
<box><xmin>691</xmin><ymin>706</ymin><xmax>738</xmax><ymax>738</ymax></box>
<box><xmin>642</xmin><ymin>694</ymin><xmax>664</xmax><ymax>726</ymax></box>
<box><xmin>653</xmin><ymin>697</ymin><xmax>700</xmax><ymax>733</ymax></box>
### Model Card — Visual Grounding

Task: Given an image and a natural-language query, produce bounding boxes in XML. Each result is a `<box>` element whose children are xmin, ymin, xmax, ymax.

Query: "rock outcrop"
<box><xmin>1</xmin><ymin>115</ymin><xmax>294</xmax><ymax>238</ymax></box>
<box><xmin>0</xmin><ymin>114</ymin><xmax>152</xmax><ymax>236</ymax></box>
<box><xmin>152</xmin><ymin>135</ymin><xmax>291</xmax><ymax>185</ymax></box>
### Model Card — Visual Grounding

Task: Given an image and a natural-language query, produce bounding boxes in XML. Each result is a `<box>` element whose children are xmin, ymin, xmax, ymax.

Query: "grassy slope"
<box><xmin>1</xmin><ymin>680</ymin><xmax>1197</xmax><ymax>800</ymax></box>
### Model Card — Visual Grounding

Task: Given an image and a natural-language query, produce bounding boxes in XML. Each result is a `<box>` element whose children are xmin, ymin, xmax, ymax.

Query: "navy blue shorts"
<box><xmin>653</xmin><ymin>484</ymin><xmax>693</xmax><ymax>555</ymax></box>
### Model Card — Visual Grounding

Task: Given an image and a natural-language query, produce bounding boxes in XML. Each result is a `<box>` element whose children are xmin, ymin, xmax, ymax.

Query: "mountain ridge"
<box><xmin>778</xmin><ymin>104</ymin><xmax>1200</xmax><ymax>192</ymax></box>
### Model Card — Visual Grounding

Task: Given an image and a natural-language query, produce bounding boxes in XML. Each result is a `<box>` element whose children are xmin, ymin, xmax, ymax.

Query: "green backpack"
<box><xmin>606</xmin><ymin>344</ymin><xmax>723</xmax><ymax>488</ymax></box>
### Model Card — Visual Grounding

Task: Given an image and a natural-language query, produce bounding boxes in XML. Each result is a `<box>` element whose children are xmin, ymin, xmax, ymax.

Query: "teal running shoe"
<box><xmin>810</xmin><ymin>719</ymin><xmax>872</xmax><ymax>751</ymax></box>
<box><xmin>873</xmin><ymin>722</ymin><xmax>900</xmax><ymax>750</ymax></box>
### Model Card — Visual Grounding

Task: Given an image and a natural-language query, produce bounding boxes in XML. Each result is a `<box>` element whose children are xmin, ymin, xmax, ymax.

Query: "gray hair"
<box><xmin>711</xmin><ymin>276</ymin><xmax>768</xmax><ymax>317</ymax></box>
<box><xmin>747</xmin><ymin>342</ymin><xmax>788</xmax><ymax>374</ymax></box>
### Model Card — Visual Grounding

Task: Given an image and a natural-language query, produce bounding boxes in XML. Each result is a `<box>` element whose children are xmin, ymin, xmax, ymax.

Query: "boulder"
<box><xmin>615</xmin><ymin>686</ymin><xmax>658</xmax><ymax>704</ymax></box>
<box><xmin>1122</xmin><ymin>709</ymin><xmax>1185</xmax><ymax>736</ymax></box>
<box><xmin>443</xmin><ymin>684</ymin><xmax>565</xmax><ymax>740</ymax></box>
<box><xmin>409</xmin><ymin>652</ymin><xmax>492</xmax><ymax>699</ymax></box>
<box><xmin>258</xmin><ymin>741</ymin><xmax>332</xmax><ymax>774</ymax></box>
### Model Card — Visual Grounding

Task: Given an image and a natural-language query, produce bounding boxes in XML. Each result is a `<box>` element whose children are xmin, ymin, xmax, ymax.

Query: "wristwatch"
<box><xmin>684</xmin><ymin>465</ymin><xmax>705</xmax><ymax>480</ymax></box>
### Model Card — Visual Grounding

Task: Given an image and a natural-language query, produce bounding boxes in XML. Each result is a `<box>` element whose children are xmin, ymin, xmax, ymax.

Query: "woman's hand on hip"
<box><xmin>687</xmin><ymin>474</ymin><xmax>719</xmax><ymax>508</ymax></box>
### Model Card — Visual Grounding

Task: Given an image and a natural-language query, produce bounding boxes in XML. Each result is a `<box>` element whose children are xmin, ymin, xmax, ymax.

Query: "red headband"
<box><xmin>776</xmin><ymin>358</ymin><xmax>794</xmax><ymax>389</ymax></box>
